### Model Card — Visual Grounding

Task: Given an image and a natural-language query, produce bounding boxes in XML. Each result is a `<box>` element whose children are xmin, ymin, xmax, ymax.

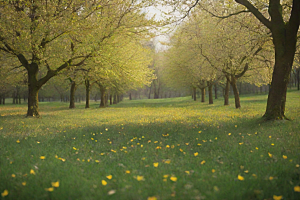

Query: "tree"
<box><xmin>0</xmin><ymin>0</ymin><xmax>155</xmax><ymax>116</ymax></box>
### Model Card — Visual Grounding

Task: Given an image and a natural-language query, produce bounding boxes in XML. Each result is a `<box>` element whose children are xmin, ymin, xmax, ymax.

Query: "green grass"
<box><xmin>0</xmin><ymin>91</ymin><xmax>300</xmax><ymax>200</ymax></box>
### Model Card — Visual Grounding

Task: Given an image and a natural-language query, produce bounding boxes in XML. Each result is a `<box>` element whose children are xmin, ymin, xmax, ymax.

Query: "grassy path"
<box><xmin>0</xmin><ymin>91</ymin><xmax>300</xmax><ymax>200</ymax></box>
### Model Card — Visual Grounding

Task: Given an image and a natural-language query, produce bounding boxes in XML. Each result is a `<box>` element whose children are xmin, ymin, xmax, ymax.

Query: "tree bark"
<box><xmin>224</xmin><ymin>79</ymin><xmax>230</xmax><ymax>106</ymax></box>
<box><xmin>27</xmin><ymin>66</ymin><xmax>40</xmax><ymax>117</ymax></box>
<box><xmin>85</xmin><ymin>79</ymin><xmax>90</xmax><ymax>108</ymax></box>
<box><xmin>113</xmin><ymin>94</ymin><xmax>117</xmax><ymax>104</ymax></box>
<box><xmin>69</xmin><ymin>81</ymin><xmax>76</xmax><ymax>109</ymax></box>
<box><xmin>214</xmin><ymin>84</ymin><xmax>218</xmax><ymax>99</ymax></box>
<box><xmin>230</xmin><ymin>75</ymin><xmax>241</xmax><ymax>109</ymax></box>
<box><xmin>208</xmin><ymin>83</ymin><xmax>213</xmax><ymax>104</ymax></box>
<box><xmin>129</xmin><ymin>93</ymin><xmax>132</xmax><ymax>100</ymax></box>
<box><xmin>297</xmin><ymin>68</ymin><xmax>300</xmax><ymax>90</ymax></box>
<box><xmin>193</xmin><ymin>87</ymin><xmax>197</xmax><ymax>101</ymax></box>
<box><xmin>99</xmin><ymin>84</ymin><xmax>106</xmax><ymax>108</ymax></box>
<box><xmin>201</xmin><ymin>88</ymin><xmax>205</xmax><ymax>102</ymax></box>
<box><xmin>109</xmin><ymin>94</ymin><xmax>112</xmax><ymax>105</ymax></box>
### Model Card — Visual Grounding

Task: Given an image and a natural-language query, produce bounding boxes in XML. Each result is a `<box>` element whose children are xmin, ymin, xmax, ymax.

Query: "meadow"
<box><xmin>0</xmin><ymin>90</ymin><xmax>300</xmax><ymax>200</ymax></box>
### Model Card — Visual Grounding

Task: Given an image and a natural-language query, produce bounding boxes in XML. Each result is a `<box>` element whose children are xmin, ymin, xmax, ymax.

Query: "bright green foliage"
<box><xmin>0</xmin><ymin>90</ymin><xmax>300</xmax><ymax>199</ymax></box>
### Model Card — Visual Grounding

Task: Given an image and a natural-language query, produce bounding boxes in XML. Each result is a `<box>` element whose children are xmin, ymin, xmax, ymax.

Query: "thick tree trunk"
<box><xmin>69</xmin><ymin>81</ymin><xmax>76</xmax><ymax>109</ymax></box>
<box><xmin>85</xmin><ymin>79</ymin><xmax>90</xmax><ymax>108</ymax></box>
<box><xmin>208</xmin><ymin>83</ymin><xmax>213</xmax><ymax>104</ymax></box>
<box><xmin>2</xmin><ymin>95</ymin><xmax>5</xmax><ymax>105</ymax></box>
<box><xmin>230</xmin><ymin>75</ymin><xmax>241</xmax><ymax>109</ymax></box>
<box><xmin>27</xmin><ymin>67</ymin><xmax>40</xmax><ymax>117</ymax></box>
<box><xmin>129</xmin><ymin>93</ymin><xmax>132</xmax><ymax>100</ymax></box>
<box><xmin>224</xmin><ymin>79</ymin><xmax>230</xmax><ymax>106</ymax></box>
<box><xmin>99</xmin><ymin>84</ymin><xmax>106</xmax><ymax>108</ymax></box>
<box><xmin>193</xmin><ymin>87</ymin><xmax>197</xmax><ymax>101</ymax></box>
<box><xmin>201</xmin><ymin>88</ymin><xmax>205</xmax><ymax>102</ymax></box>
<box><xmin>0</xmin><ymin>96</ymin><xmax>2</xmax><ymax>104</ymax></box>
<box><xmin>263</xmin><ymin>58</ymin><xmax>293</xmax><ymax>119</ymax></box>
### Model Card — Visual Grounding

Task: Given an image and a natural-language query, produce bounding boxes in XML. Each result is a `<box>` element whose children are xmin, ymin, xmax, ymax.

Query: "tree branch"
<box><xmin>235</xmin><ymin>0</ymin><xmax>272</xmax><ymax>29</ymax></box>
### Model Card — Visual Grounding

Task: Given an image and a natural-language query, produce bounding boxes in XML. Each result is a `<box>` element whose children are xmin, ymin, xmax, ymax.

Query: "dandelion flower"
<box><xmin>16</xmin><ymin>140</ymin><xmax>20</xmax><ymax>143</ymax></box>
<box><xmin>1</xmin><ymin>190</ymin><xmax>8</xmax><ymax>197</ymax></box>
<box><xmin>212</xmin><ymin>169</ymin><xmax>215</xmax><ymax>173</ymax></box>
<box><xmin>153</xmin><ymin>162</ymin><xmax>159</xmax><ymax>167</ymax></box>
<box><xmin>22</xmin><ymin>182</ymin><xmax>26</xmax><ymax>186</ymax></box>
<box><xmin>40</xmin><ymin>156</ymin><xmax>46</xmax><ymax>160</ymax></box>
<box><xmin>273</xmin><ymin>195</ymin><xmax>283</xmax><ymax>200</ymax></box>
<box><xmin>102</xmin><ymin>180</ymin><xmax>107</xmax><ymax>186</ymax></box>
<box><xmin>170</xmin><ymin>176</ymin><xmax>177</xmax><ymax>182</ymax></box>
<box><xmin>136</xmin><ymin>175</ymin><xmax>144</xmax><ymax>181</ymax></box>
<box><xmin>30</xmin><ymin>169</ymin><xmax>35</xmax><ymax>175</ymax></box>
<box><xmin>51</xmin><ymin>181</ymin><xmax>59</xmax><ymax>188</ymax></box>
<box><xmin>125</xmin><ymin>170</ymin><xmax>130</xmax><ymax>174</ymax></box>
<box><xmin>194</xmin><ymin>152</ymin><xmax>198</xmax><ymax>156</ymax></box>
<box><xmin>282</xmin><ymin>155</ymin><xmax>287</xmax><ymax>159</ymax></box>
<box><xmin>238</xmin><ymin>175</ymin><xmax>244</xmax><ymax>181</ymax></box>
<box><xmin>11</xmin><ymin>174</ymin><xmax>16</xmax><ymax>178</ymax></box>
<box><xmin>201</xmin><ymin>160</ymin><xmax>206</xmax><ymax>165</ymax></box>
<box><xmin>106</xmin><ymin>175</ymin><xmax>112</xmax><ymax>179</ymax></box>
<box><xmin>147</xmin><ymin>196</ymin><xmax>157</xmax><ymax>200</ymax></box>
<box><xmin>45</xmin><ymin>187</ymin><xmax>54</xmax><ymax>192</ymax></box>
<box><xmin>294</xmin><ymin>186</ymin><xmax>300</xmax><ymax>192</ymax></box>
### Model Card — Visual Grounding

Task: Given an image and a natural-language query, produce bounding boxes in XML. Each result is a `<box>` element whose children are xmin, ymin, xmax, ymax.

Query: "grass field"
<box><xmin>0</xmin><ymin>91</ymin><xmax>300</xmax><ymax>200</ymax></box>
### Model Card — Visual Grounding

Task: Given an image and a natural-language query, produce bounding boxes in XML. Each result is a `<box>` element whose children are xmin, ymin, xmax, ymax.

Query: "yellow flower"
<box><xmin>294</xmin><ymin>186</ymin><xmax>300</xmax><ymax>192</ymax></box>
<box><xmin>255</xmin><ymin>147</ymin><xmax>259</xmax><ymax>150</ymax></box>
<box><xmin>125</xmin><ymin>170</ymin><xmax>130</xmax><ymax>174</ymax></box>
<box><xmin>163</xmin><ymin>174</ymin><xmax>169</xmax><ymax>178</ymax></box>
<box><xmin>136</xmin><ymin>175</ymin><xmax>144</xmax><ymax>181</ymax></box>
<box><xmin>212</xmin><ymin>169</ymin><xmax>215</xmax><ymax>173</ymax></box>
<box><xmin>271</xmin><ymin>143</ymin><xmax>274</xmax><ymax>146</ymax></box>
<box><xmin>282</xmin><ymin>155</ymin><xmax>287</xmax><ymax>159</ymax></box>
<box><xmin>201</xmin><ymin>160</ymin><xmax>206</xmax><ymax>165</ymax></box>
<box><xmin>102</xmin><ymin>180</ymin><xmax>107</xmax><ymax>186</ymax></box>
<box><xmin>95</xmin><ymin>160</ymin><xmax>100</xmax><ymax>163</ymax></box>
<box><xmin>16</xmin><ymin>140</ymin><xmax>20</xmax><ymax>143</ymax></box>
<box><xmin>153</xmin><ymin>162</ymin><xmax>159</xmax><ymax>167</ymax></box>
<box><xmin>273</xmin><ymin>195</ymin><xmax>283</xmax><ymax>200</ymax></box>
<box><xmin>296</xmin><ymin>164</ymin><xmax>300</xmax><ymax>168</ymax></box>
<box><xmin>40</xmin><ymin>156</ymin><xmax>46</xmax><ymax>160</ymax></box>
<box><xmin>11</xmin><ymin>174</ymin><xmax>16</xmax><ymax>178</ymax></box>
<box><xmin>22</xmin><ymin>182</ymin><xmax>26</xmax><ymax>186</ymax></box>
<box><xmin>244</xmin><ymin>170</ymin><xmax>249</xmax><ymax>173</ymax></box>
<box><xmin>106</xmin><ymin>175</ymin><xmax>112</xmax><ymax>179</ymax></box>
<box><xmin>148</xmin><ymin>196</ymin><xmax>157</xmax><ymax>200</ymax></box>
<box><xmin>268</xmin><ymin>152</ymin><xmax>273</xmax><ymax>158</ymax></box>
<box><xmin>30</xmin><ymin>169</ymin><xmax>35</xmax><ymax>175</ymax></box>
<box><xmin>165</xmin><ymin>160</ymin><xmax>171</xmax><ymax>164</ymax></box>
<box><xmin>228</xmin><ymin>133</ymin><xmax>231</xmax><ymax>136</ymax></box>
<box><xmin>185</xmin><ymin>171</ymin><xmax>190</xmax><ymax>174</ymax></box>
<box><xmin>166</xmin><ymin>145</ymin><xmax>170</xmax><ymax>148</ymax></box>
<box><xmin>170</xmin><ymin>176</ymin><xmax>177</xmax><ymax>182</ymax></box>
<box><xmin>51</xmin><ymin>181</ymin><xmax>59</xmax><ymax>188</ymax></box>
<box><xmin>1</xmin><ymin>190</ymin><xmax>8</xmax><ymax>197</ymax></box>
<box><xmin>269</xmin><ymin>176</ymin><xmax>274</xmax><ymax>180</ymax></box>
<box><xmin>194</xmin><ymin>152</ymin><xmax>198</xmax><ymax>156</ymax></box>
<box><xmin>238</xmin><ymin>175</ymin><xmax>244</xmax><ymax>181</ymax></box>
<box><xmin>197</xmin><ymin>143</ymin><xmax>202</xmax><ymax>146</ymax></box>
<box><xmin>45</xmin><ymin>187</ymin><xmax>54</xmax><ymax>192</ymax></box>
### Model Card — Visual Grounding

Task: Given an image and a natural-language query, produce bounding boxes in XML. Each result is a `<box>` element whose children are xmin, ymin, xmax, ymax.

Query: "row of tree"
<box><xmin>0</xmin><ymin>0</ymin><xmax>159</xmax><ymax>116</ymax></box>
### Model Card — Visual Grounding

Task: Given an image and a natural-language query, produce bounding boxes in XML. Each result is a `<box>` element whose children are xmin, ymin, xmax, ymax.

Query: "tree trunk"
<box><xmin>69</xmin><ymin>81</ymin><xmax>76</xmax><ymax>109</ymax></box>
<box><xmin>27</xmin><ymin>67</ymin><xmax>40</xmax><ymax>117</ymax></box>
<box><xmin>214</xmin><ymin>84</ymin><xmax>218</xmax><ymax>99</ymax></box>
<box><xmin>99</xmin><ymin>84</ymin><xmax>106</xmax><ymax>108</ymax></box>
<box><xmin>109</xmin><ymin>94</ymin><xmax>112</xmax><ymax>105</ymax></box>
<box><xmin>0</xmin><ymin>96</ymin><xmax>2</xmax><ymax>104</ymax></box>
<box><xmin>230</xmin><ymin>75</ymin><xmax>241</xmax><ymax>109</ymax></box>
<box><xmin>193</xmin><ymin>87</ymin><xmax>197</xmax><ymax>101</ymax></box>
<box><xmin>297</xmin><ymin>68</ymin><xmax>300</xmax><ymax>90</ymax></box>
<box><xmin>201</xmin><ymin>88</ymin><xmax>205</xmax><ymax>102</ymax></box>
<box><xmin>113</xmin><ymin>94</ymin><xmax>117</xmax><ymax>104</ymax></box>
<box><xmin>117</xmin><ymin>95</ymin><xmax>120</xmax><ymax>103</ymax></box>
<box><xmin>2</xmin><ymin>95</ymin><xmax>5</xmax><ymax>105</ymax></box>
<box><xmin>263</xmin><ymin>58</ymin><xmax>293</xmax><ymax>119</ymax></box>
<box><xmin>224</xmin><ymin>79</ymin><xmax>230</xmax><ymax>106</ymax></box>
<box><xmin>208</xmin><ymin>83</ymin><xmax>213</xmax><ymax>104</ymax></box>
<box><xmin>85</xmin><ymin>79</ymin><xmax>90</xmax><ymax>108</ymax></box>
<box><xmin>129</xmin><ymin>93</ymin><xmax>132</xmax><ymax>100</ymax></box>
